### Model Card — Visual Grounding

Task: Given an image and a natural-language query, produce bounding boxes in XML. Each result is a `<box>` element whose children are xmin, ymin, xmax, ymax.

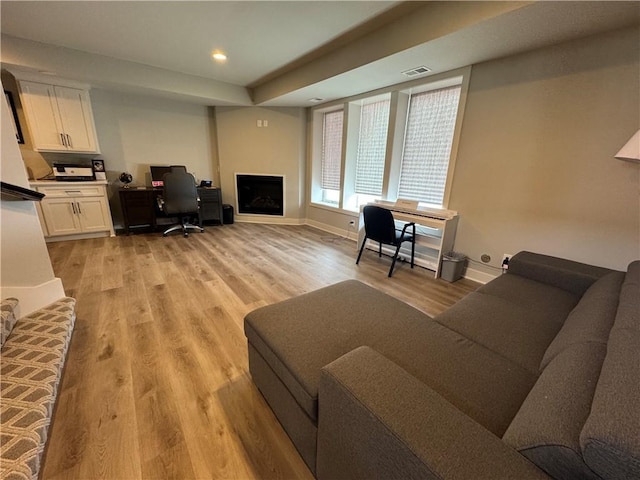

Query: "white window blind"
<box><xmin>398</xmin><ymin>86</ymin><xmax>461</xmax><ymax>205</ymax></box>
<box><xmin>354</xmin><ymin>99</ymin><xmax>390</xmax><ymax>196</ymax></box>
<box><xmin>321</xmin><ymin>110</ymin><xmax>343</xmax><ymax>191</ymax></box>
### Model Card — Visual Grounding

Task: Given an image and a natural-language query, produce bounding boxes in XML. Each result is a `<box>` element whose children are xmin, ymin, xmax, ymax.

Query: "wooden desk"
<box><xmin>119</xmin><ymin>187</ymin><xmax>223</xmax><ymax>234</ymax></box>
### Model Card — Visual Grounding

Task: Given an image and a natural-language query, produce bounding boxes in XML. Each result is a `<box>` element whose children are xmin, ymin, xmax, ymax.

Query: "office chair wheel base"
<box><xmin>184</xmin><ymin>233</ymin><xmax>189</xmax><ymax>237</ymax></box>
<box><xmin>162</xmin><ymin>233</ymin><xmax>168</xmax><ymax>237</ymax></box>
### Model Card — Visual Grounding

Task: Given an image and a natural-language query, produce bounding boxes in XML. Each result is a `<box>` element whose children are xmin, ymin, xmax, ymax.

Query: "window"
<box><xmin>309</xmin><ymin>68</ymin><xmax>468</xmax><ymax>212</ymax></box>
<box><xmin>354</xmin><ymin>99</ymin><xmax>390</xmax><ymax>196</ymax></box>
<box><xmin>321</xmin><ymin>110</ymin><xmax>343</xmax><ymax>203</ymax></box>
<box><xmin>398</xmin><ymin>86</ymin><xmax>461</xmax><ymax>205</ymax></box>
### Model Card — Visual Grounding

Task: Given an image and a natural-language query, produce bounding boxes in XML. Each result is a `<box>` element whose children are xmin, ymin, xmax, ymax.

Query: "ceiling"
<box><xmin>1</xmin><ymin>1</ymin><xmax>639</xmax><ymax>107</ymax></box>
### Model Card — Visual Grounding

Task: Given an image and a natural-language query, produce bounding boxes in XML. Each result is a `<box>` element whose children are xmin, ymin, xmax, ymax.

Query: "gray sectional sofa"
<box><xmin>244</xmin><ymin>251</ymin><xmax>639</xmax><ymax>479</ymax></box>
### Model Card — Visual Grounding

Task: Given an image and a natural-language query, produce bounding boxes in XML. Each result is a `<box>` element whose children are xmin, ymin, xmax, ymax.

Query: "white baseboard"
<box><xmin>304</xmin><ymin>219</ymin><xmax>358</xmax><ymax>241</ymax></box>
<box><xmin>235</xmin><ymin>215</ymin><xmax>305</xmax><ymax>225</ymax></box>
<box><xmin>0</xmin><ymin>278</ymin><xmax>66</xmax><ymax>318</ymax></box>
<box><xmin>462</xmin><ymin>266</ymin><xmax>497</xmax><ymax>284</ymax></box>
<box><xmin>45</xmin><ymin>231</ymin><xmax>112</xmax><ymax>243</ymax></box>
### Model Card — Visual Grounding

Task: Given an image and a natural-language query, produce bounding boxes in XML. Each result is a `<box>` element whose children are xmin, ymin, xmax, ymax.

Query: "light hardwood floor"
<box><xmin>42</xmin><ymin>223</ymin><xmax>479</xmax><ymax>479</ymax></box>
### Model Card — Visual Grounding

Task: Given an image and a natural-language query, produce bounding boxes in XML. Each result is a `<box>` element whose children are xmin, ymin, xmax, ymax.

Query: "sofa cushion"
<box><xmin>1</xmin><ymin>297</ymin><xmax>19</xmax><ymax>348</ymax></box>
<box><xmin>503</xmin><ymin>343</ymin><xmax>605</xmax><ymax>480</ymax></box>
<box><xmin>245</xmin><ymin>280</ymin><xmax>431</xmax><ymax>422</ymax></box>
<box><xmin>508</xmin><ymin>251</ymin><xmax>614</xmax><ymax>296</ymax></box>
<box><xmin>540</xmin><ymin>271</ymin><xmax>624</xmax><ymax>370</ymax></box>
<box><xmin>435</xmin><ymin>274</ymin><xmax>579</xmax><ymax>374</ymax></box>
<box><xmin>580</xmin><ymin>262</ymin><xmax>640</xmax><ymax>480</ymax></box>
<box><xmin>245</xmin><ymin>280</ymin><xmax>536</xmax><ymax>437</ymax></box>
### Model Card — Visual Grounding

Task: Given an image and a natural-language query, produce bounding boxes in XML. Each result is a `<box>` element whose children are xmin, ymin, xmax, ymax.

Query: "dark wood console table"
<box><xmin>119</xmin><ymin>186</ymin><xmax>223</xmax><ymax>234</ymax></box>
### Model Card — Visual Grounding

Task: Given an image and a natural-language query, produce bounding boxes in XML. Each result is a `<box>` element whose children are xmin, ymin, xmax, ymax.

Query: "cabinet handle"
<box><xmin>66</xmin><ymin>134</ymin><xmax>73</xmax><ymax>148</ymax></box>
<box><xmin>65</xmin><ymin>190</ymin><xmax>82</xmax><ymax>194</ymax></box>
<box><xmin>60</xmin><ymin>133</ymin><xmax>67</xmax><ymax>147</ymax></box>
<box><xmin>71</xmin><ymin>202</ymin><xmax>76</xmax><ymax>214</ymax></box>
<box><xmin>76</xmin><ymin>202</ymin><xmax>82</xmax><ymax>214</ymax></box>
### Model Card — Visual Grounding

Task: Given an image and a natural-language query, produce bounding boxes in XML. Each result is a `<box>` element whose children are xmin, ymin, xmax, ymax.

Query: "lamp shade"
<box><xmin>615</xmin><ymin>130</ymin><xmax>640</xmax><ymax>162</ymax></box>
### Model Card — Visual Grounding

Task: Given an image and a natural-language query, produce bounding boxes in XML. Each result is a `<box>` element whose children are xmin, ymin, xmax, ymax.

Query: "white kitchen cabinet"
<box><xmin>30</xmin><ymin>181</ymin><xmax>115</xmax><ymax>241</ymax></box>
<box><xmin>18</xmin><ymin>80</ymin><xmax>100</xmax><ymax>153</ymax></box>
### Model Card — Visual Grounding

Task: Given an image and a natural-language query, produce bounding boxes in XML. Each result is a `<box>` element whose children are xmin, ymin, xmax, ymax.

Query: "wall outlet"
<box><xmin>502</xmin><ymin>253</ymin><xmax>514</xmax><ymax>271</ymax></box>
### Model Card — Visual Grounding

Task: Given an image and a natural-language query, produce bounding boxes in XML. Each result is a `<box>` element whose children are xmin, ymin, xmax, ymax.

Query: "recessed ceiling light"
<box><xmin>212</xmin><ymin>51</ymin><xmax>227</xmax><ymax>62</ymax></box>
<box><xmin>309</xmin><ymin>97</ymin><xmax>325</xmax><ymax>103</ymax></box>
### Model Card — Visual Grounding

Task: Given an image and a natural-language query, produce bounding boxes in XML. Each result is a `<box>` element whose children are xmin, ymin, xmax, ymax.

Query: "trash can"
<box><xmin>440</xmin><ymin>252</ymin><xmax>467</xmax><ymax>282</ymax></box>
<box><xmin>222</xmin><ymin>204</ymin><xmax>234</xmax><ymax>224</ymax></box>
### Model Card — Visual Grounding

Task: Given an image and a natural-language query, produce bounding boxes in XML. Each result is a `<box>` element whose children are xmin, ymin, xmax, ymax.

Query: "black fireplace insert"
<box><xmin>236</xmin><ymin>174</ymin><xmax>284</xmax><ymax>216</ymax></box>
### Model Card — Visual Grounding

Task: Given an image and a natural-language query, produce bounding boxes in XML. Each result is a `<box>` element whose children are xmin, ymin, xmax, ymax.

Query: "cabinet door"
<box><xmin>76</xmin><ymin>197</ymin><xmax>112</xmax><ymax>232</ymax></box>
<box><xmin>41</xmin><ymin>198</ymin><xmax>82</xmax><ymax>236</ymax></box>
<box><xmin>19</xmin><ymin>81</ymin><xmax>66</xmax><ymax>151</ymax></box>
<box><xmin>54</xmin><ymin>86</ymin><xmax>100</xmax><ymax>153</ymax></box>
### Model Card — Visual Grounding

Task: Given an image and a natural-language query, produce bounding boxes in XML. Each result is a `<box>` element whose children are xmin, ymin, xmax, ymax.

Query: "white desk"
<box><xmin>357</xmin><ymin>201</ymin><xmax>459</xmax><ymax>278</ymax></box>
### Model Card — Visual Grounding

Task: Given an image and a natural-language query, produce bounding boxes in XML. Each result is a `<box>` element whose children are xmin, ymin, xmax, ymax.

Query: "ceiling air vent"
<box><xmin>402</xmin><ymin>66</ymin><xmax>431</xmax><ymax>77</ymax></box>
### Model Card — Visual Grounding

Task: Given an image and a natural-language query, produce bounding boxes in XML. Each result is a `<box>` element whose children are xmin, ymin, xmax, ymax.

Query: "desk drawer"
<box><xmin>38</xmin><ymin>185</ymin><xmax>104</xmax><ymax>198</ymax></box>
<box><xmin>123</xmin><ymin>190</ymin><xmax>156</xmax><ymax>206</ymax></box>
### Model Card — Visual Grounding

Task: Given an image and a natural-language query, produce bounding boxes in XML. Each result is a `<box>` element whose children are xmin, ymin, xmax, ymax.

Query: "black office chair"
<box><xmin>356</xmin><ymin>205</ymin><xmax>416</xmax><ymax>277</ymax></box>
<box><xmin>159</xmin><ymin>170</ymin><xmax>204</xmax><ymax>237</ymax></box>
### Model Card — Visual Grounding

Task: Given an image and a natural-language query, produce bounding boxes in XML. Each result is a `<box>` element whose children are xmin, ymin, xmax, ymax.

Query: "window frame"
<box><xmin>310</xmin><ymin>106</ymin><xmax>345</xmax><ymax>207</ymax></box>
<box><xmin>308</xmin><ymin>66</ymin><xmax>471</xmax><ymax>213</ymax></box>
<box><xmin>396</xmin><ymin>84</ymin><xmax>463</xmax><ymax>207</ymax></box>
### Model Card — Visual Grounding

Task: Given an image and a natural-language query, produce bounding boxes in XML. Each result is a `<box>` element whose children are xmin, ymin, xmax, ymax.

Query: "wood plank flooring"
<box><xmin>42</xmin><ymin>223</ymin><xmax>479</xmax><ymax>479</ymax></box>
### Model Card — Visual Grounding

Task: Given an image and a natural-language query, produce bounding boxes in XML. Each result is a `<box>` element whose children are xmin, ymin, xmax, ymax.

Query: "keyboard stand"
<box><xmin>357</xmin><ymin>202</ymin><xmax>459</xmax><ymax>278</ymax></box>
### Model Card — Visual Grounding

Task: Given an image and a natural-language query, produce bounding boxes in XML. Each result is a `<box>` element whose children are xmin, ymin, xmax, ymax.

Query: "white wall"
<box><xmin>307</xmin><ymin>27</ymin><xmax>640</xmax><ymax>277</ymax></box>
<box><xmin>450</xmin><ymin>27</ymin><xmax>639</xmax><ymax>274</ymax></box>
<box><xmin>0</xmin><ymin>82</ymin><xmax>65</xmax><ymax>316</ymax></box>
<box><xmin>89</xmin><ymin>89</ymin><xmax>217</xmax><ymax>227</ymax></box>
<box><xmin>215</xmin><ymin>106</ymin><xmax>306</xmax><ymax>223</ymax></box>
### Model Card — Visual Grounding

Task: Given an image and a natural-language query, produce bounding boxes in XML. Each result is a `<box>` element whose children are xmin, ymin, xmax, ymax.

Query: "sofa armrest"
<box><xmin>508</xmin><ymin>251</ymin><xmax>614</xmax><ymax>296</ymax></box>
<box><xmin>317</xmin><ymin>346</ymin><xmax>549</xmax><ymax>480</ymax></box>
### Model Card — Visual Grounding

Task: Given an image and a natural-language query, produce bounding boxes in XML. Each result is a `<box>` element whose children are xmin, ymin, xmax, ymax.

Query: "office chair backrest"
<box><xmin>162</xmin><ymin>171</ymin><xmax>198</xmax><ymax>216</ymax></box>
<box><xmin>362</xmin><ymin>205</ymin><xmax>396</xmax><ymax>244</ymax></box>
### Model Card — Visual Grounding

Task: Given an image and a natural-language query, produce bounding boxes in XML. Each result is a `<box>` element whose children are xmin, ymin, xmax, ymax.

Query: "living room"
<box><xmin>0</xmin><ymin>2</ymin><xmax>638</xmax><ymax>479</ymax></box>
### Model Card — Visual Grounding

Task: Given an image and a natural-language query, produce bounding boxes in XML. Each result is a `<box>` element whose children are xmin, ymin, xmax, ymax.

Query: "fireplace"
<box><xmin>235</xmin><ymin>174</ymin><xmax>284</xmax><ymax>216</ymax></box>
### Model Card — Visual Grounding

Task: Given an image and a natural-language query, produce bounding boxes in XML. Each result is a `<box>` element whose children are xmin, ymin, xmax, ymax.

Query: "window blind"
<box><xmin>398</xmin><ymin>86</ymin><xmax>461</xmax><ymax>205</ymax></box>
<box><xmin>354</xmin><ymin>99</ymin><xmax>390</xmax><ymax>196</ymax></box>
<box><xmin>321</xmin><ymin>110</ymin><xmax>343</xmax><ymax>191</ymax></box>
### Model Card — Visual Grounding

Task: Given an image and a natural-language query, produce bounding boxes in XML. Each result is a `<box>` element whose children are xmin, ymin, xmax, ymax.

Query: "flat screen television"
<box><xmin>150</xmin><ymin>165</ymin><xmax>186</xmax><ymax>187</ymax></box>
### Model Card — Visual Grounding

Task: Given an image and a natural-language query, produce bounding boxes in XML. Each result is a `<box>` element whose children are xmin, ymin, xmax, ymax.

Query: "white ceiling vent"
<box><xmin>402</xmin><ymin>66</ymin><xmax>431</xmax><ymax>77</ymax></box>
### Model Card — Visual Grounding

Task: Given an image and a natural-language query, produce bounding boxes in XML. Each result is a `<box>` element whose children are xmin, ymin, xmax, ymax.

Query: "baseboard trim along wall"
<box><xmin>235</xmin><ymin>215</ymin><xmax>305</xmax><ymax>226</ymax></box>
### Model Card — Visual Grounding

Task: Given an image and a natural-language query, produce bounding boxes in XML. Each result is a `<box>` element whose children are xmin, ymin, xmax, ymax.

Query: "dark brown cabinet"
<box><xmin>119</xmin><ymin>189</ymin><xmax>157</xmax><ymax>233</ymax></box>
<box><xmin>119</xmin><ymin>187</ymin><xmax>223</xmax><ymax>234</ymax></box>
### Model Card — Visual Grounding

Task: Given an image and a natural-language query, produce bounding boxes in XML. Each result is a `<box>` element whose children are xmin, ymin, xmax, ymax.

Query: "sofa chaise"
<box><xmin>244</xmin><ymin>251</ymin><xmax>639</xmax><ymax>479</ymax></box>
